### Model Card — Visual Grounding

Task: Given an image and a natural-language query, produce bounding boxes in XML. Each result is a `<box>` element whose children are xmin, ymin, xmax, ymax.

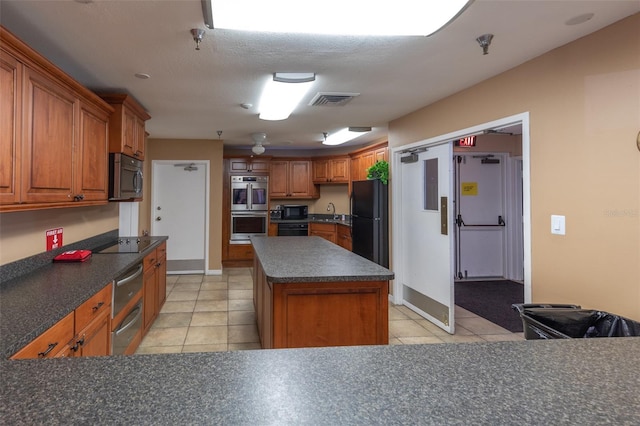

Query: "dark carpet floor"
<box><xmin>455</xmin><ymin>280</ymin><xmax>524</xmax><ymax>333</ymax></box>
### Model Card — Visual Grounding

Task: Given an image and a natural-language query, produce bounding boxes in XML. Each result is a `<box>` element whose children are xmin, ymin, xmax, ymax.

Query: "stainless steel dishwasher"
<box><xmin>111</xmin><ymin>263</ymin><xmax>144</xmax><ymax>355</ymax></box>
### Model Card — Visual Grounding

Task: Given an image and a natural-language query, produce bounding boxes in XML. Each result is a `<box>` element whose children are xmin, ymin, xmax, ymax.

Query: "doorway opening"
<box><xmin>151</xmin><ymin>160</ymin><xmax>210</xmax><ymax>274</ymax></box>
<box><xmin>391</xmin><ymin>112</ymin><xmax>531</xmax><ymax>334</ymax></box>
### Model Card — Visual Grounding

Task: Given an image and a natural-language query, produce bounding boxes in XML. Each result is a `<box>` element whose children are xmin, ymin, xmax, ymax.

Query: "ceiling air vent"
<box><xmin>309</xmin><ymin>92</ymin><xmax>360</xmax><ymax>107</ymax></box>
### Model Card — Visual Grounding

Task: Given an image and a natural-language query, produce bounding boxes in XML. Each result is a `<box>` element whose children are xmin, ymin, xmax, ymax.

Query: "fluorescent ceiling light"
<box><xmin>323</xmin><ymin>127</ymin><xmax>371</xmax><ymax>146</ymax></box>
<box><xmin>208</xmin><ymin>0</ymin><xmax>473</xmax><ymax>36</ymax></box>
<box><xmin>258</xmin><ymin>73</ymin><xmax>315</xmax><ymax>121</ymax></box>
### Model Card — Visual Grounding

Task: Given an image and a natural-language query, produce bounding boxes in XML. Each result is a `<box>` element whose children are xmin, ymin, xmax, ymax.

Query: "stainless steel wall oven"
<box><xmin>230</xmin><ymin>211</ymin><xmax>268</xmax><ymax>242</ymax></box>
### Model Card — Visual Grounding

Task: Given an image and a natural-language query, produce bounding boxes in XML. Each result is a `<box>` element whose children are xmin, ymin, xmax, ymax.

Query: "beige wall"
<box><xmin>0</xmin><ymin>204</ymin><xmax>119</xmax><ymax>265</ymax></box>
<box><xmin>144</xmin><ymin>139</ymin><xmax>224</xmax><ymax>272</ymax></box>
<box><xmin>389</xmin><ymin>15</ymin><xmax>640</xmax><ymax>319</ymax></box>
<box><xmin>311</xmin><ymin>185</ymin><xmax>350</xmax><ymax>216</ymax></box>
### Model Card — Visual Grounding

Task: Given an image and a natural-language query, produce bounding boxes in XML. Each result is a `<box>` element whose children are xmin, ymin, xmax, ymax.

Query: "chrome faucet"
<box><xmin>327</xmin><ymin>202</ymin><xmax>338</xmax><ymax>219</ymax></box>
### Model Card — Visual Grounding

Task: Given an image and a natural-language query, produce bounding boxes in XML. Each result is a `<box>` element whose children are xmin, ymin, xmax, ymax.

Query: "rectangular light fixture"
<box><xmin>205</xmin><ymin>0</ymin><xmax>473</xmax><ymax>36</ymax></box>
<box><xmin>258</xmin><ymin>73</ymin><xmax>315</xmax><ymax>121</ymax></box>
<box><xmin>323</xmin><ymin>127</ymin><xmax>372</xmax><ymax>146</ymax></box>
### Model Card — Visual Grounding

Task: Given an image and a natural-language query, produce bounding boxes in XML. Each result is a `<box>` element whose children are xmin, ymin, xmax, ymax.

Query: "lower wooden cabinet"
<box><xmin>11</xmin><ymin>283</ymin><xmax>112</xmax><ymax>359</ymax></box>
<box><xmin>10</xmin><ymin>312</ymin><xmax>75</xmax><ymax>359</ymax></box>
<box><xmin>336</xmin><ymin>224</ymin><xmax>352</xmax><ymax>251</ymax></box>
<box><xmin>309</xmin><ymin>222</ymin><xmax>337</xmax><ymax>244</ymax></box>
<box><xmin>143</xmin><ymin>242</ymin><xmax>167</xmax><ymax>335</ymax></box>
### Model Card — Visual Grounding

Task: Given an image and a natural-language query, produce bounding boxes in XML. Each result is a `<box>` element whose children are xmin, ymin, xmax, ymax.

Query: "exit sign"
<box><xmin>46</xmin><ymin>228</ymin><xmax>63</xmax><ymax>251</ymax></box>
<box><xmin>456</xmin><ymin>136</ymin><xmax>476</xmax><ymax>147</ymax></box>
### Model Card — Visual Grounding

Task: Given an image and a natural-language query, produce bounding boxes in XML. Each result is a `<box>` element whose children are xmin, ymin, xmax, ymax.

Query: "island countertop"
<box><xmin>251</xmin><ymin>235</ymin><xmax>394</xmax><ymax>283</ymax></box>
<box><xmin>2</xmin><ymin>338</ymin><xmax>639</xmax><ymax>424</ymax></box>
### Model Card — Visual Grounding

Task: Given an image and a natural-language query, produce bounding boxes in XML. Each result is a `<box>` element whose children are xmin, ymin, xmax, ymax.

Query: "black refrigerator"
<box><xmin>351</xmin><ymin>179</ymin><xmax>389</xmax><ymax>268</ymax></box>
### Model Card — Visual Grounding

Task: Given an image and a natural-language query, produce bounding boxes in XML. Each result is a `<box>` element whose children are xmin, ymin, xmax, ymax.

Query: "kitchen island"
<box><xmin>2</xmin><ymin>338</ymin><xmax>639</xmax><ymax>424</ymax></box>
<box><xmin>251</xmin><ymin>236</ymin><xmax>394</xmax><ymax>349</ymax></box>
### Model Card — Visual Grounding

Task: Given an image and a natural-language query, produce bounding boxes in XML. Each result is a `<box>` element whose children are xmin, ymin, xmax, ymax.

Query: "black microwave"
<box><xmin>282</xmin><ymin>205</ymin><xmax>308</xmax><ymax>220</ymax></box>
<box><xmin>109</xmin><ymin>153</ymin><xmax>143</xmax><ymax>201</ymax></box>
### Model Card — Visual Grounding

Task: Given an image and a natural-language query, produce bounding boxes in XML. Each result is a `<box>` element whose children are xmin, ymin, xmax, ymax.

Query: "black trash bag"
<box><xmin>524</xmin><ymin>308</ymin><xmax>601</xmax><ymax>338</ymax></box>
<box><xmin>585</xmin><ymin>313</ymin><xmax>640</xmax><ymax>337</ymax></box>
<box><xmin>512</xmin><ymin>304</ymin><xmax>640</xmax><ymax>340</ymax></box>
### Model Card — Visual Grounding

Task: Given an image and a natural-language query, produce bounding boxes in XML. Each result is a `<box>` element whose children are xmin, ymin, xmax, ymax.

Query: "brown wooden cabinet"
<box><xmin>142</xmin><ymin>242</ymin><xmax>167</xmax><ymax>335</ymax></box>
<box><xmin>336</xmin><ymin>224</ymin><xmax>352</xmax><ymax>251</ymax></box>
<box><xmin>228</xmin><ymin>157</ymin><xmax>270</xmax><ymax>173</ymax></box>
<box><xmin>312</xmin><ymin>156</ymin><xmax>350</xmax><ymax>184</ymax></box>
<box><xmin>0</xmin><ymin>50</ymin><xmax>20</xmax><ymax>205</ymax></box>
<box><xmin>0</xmin><ymin>27</ymin><xmax>112</xmax><ymax>212</ymax></box>
<box><xmin>100</xmin><ymin>94</ymin><xmax>150</xmax><ymax>160</ymax></box>
<box><xmin>350</xmin><ymin>142</ymin><xmax>388</xmax><ymax>182</ymax></box>
<box><xmin>21</xmin><ymin>65</ymin><xmax>77</xmax><ymax>204</ymax></box>
<box><xmin>72</xmin><ymin>284</ymin><xmax>112</xmax><ymax>357</ymax></box>
<box><xmin>309</xmin><ymin>222</ymin><xmax>337</xmax><ymax>244</ymax></box>
<box><xmin>270</xmin><ymin>159</ymin><xmax>318</xmax><ymax>199</ymax></box>
<box><xmin>10</xmin><ymin>312</ymin><xmax>75</xmax><ymax>359</ymax></box>
<box><xmin>11</xmin><ymin>283</ymin><xmax>112</xmax><ymax>359</ymax></box>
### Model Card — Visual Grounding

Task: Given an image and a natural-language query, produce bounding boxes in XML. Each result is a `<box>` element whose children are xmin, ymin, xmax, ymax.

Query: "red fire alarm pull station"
<box><xmin>46</xmin><ymin>228</ymin><xmax>63</xmax><ymax>251</ymax></box>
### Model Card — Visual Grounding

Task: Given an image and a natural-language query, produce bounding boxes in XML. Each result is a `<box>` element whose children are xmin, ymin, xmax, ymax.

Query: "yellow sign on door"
<box><xmin>461</xmin><ymin>182</ymin><xmax>478</xmax><ymax>196</ymax></box>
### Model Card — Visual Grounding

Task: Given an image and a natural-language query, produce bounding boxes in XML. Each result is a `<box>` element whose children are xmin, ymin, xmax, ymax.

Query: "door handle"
<box><xmin>156</xmin><ymin>216</ymin><xmax>162</xmax><ymax>221</ymax></box>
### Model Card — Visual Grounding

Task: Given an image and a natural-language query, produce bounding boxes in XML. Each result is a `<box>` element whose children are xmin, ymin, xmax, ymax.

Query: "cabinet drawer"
<box><xmin>228</xmin><ymin>243</ymin><xmax>254</xmax><ymax>260</ymax></box>
<box><xmin>310</xmin><ymin>222</ymin><xmax>335</xmax><ymax>232</ymax></box>
<box><xmin>75</xmin><ymin>284</ymin><xmax>112</xmax><ymax>331</ymax></box>
<box><xmin>144</xmin><ymin>248</ymin><xmax>158</xmax><ymax>271</ymax></box>
<box><xmin>11</xmin><ymin>312</ymin><xmax>74</xmax><ymax>359</ymax></box>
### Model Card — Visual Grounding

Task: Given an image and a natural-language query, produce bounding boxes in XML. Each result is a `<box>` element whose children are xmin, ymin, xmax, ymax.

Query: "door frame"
<box><xmin>150</xmin><ymin>160</ymin><xmax>210</xmax><ymax>274</ymax></box>
<box><xmin>391</xmin><ymin>112</ymin><xmax>532</xmax><ymax>311</ymax></box>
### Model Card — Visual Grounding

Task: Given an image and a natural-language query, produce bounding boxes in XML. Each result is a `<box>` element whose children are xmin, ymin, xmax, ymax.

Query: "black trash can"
<box><xmin>512</xmin><ymin>303</ymin><xmax>640</xmax><ymax>340</ymax></box>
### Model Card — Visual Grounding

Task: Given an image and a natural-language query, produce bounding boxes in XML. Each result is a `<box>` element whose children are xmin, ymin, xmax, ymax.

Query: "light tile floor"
<box><xmin>136</xmin><ymin>268</ymin><xmax>523</xmax><ymax>355</ymax></box>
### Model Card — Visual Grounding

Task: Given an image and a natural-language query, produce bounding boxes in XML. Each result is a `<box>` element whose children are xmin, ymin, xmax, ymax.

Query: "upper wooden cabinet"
<box><xmin>100</xmin><ymin>94</ymin><xmax>150</xmax><ymax>160</ymax></box>
<box><xmin>228</xmin><ymin>157</ymin><xmax>270</xmax><ymax>173</ymax></box>
<box><xmin>312</xmin><ymin>156</ymin><xmax>350</xmax><ymax>184</ymax></box>
<box><xmin>0</xmin><ymin>50</ymin><xmax>21</xmax><ymax>205</ymax></box>
<box><xmin>350</xmin><ymin>142</ymin><xmax>388</xmax><ymax>182</ymax></box>
<box><xmin>0</xmin><ymin>26</ymin><xmax>113</xmax><ymax>212</ymax></box>
<box><xmin>270</xmin><ymin>159</ymin><xmax>319</xmax><ymax>199</ymax></box>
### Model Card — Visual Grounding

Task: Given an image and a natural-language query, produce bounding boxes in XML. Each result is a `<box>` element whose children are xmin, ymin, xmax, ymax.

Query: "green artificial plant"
<box><xmin>366</xmin><ymin>160</ymin><xmax>389</xmax><ymax>184</ymax></box>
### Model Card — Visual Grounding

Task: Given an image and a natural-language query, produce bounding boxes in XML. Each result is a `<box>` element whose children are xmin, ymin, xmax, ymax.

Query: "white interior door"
<box><xmin>395</xmin><ymin>142</ymin><xmax>455</xmax><ymax>333</ymax></box>
<box><xmin>455</xmin><ymin>153</ymin><xmax>507</xmax><ymax>279</ymax></box>
<box><xmin>151</xmin><ymin>161</ymin><xmax>208</xmax><ymax>274</ymax></box>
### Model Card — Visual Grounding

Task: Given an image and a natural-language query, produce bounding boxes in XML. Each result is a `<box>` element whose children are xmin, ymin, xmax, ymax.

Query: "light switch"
<box><xmin>551</xmin><ymin>215</ymin><xmax>565</xmax><ymax>235</ymax></box>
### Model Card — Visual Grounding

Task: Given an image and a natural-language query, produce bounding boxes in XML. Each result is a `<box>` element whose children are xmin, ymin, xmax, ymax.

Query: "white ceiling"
<box><xmin>1</xmin><ymin>1</ymin><xmax>638</xmax><ymax>152</ymax></box>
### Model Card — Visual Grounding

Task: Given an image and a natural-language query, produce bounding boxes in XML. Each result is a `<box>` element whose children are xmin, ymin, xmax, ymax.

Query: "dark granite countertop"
<box><xmin>2</xmin><ymin>338</ymin><xmax>639</xmax><ymax>424</ymax></box>
<box><xmin>0</xmin><ymin>235</ymin><xmax>168</xmax><ymax>358</ymax></box>
<box><xmin>251</xmin><ymin>235</ymin><xmax>393</xmax><ymax>283</ymax></box>
<box><xmin>271</xmin><ymin>215</ymin><xmax>352</xmax><ymax>226</ymax></box>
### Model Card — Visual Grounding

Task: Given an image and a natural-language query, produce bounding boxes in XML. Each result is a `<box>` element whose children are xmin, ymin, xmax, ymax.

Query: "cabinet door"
<box><xmin>133</xmin><ymin>114</ymin><xmax>145</xmax><ymax>160</ymax></box>
<box><xmin>289</xmin><ymin>161</ymin><xmax>313</xmax><ymax>196</ymax></box>
<box><xmin>312</xmin><ymin>159</ymin><xmax>329</xmax><ymax>183</ymax></box>
<box><xmin>74</xmin><ymin>309</ymin><xmax>110</xmax><ymax>357</ymax></box>
<box><xmin>360</xmin><ymin>151</ymin><xmax>376</xmax><ymax>180</ymax></box>
<box><xmin>22</xmin><ymin>66</ymin><xmax>77</xmax><ymax>204</ymax></box>
<box><xmin>336</xmin><ymin>224</ymin><xmax>352</xmax><ymax>251</ymax></box>
<box><xmin>375</xmin><ymin>147</ymin><xmax>388</xmax><ymax>163</ymax></box>
<box><xmin>310</xmin><ymin>222</ymin><xmax>336</xmax><ymax>244</ymax></box>
<box><xmin>0</xmin><ymin>51</ymin><xmax>21</xmax><ymax>205</ymax></box>
<box><xmin>329</xmin><ymin>158</ymin><xmax>350</xmax><ymax>182</ymax></box>
<box><xmin>76</xmin><ymin>101</ymin><xmax>109</xmax><ymax>201</ymax></box>
<box><xmin>122</xmin><ymin>108</ymin><xmax>137</xmax><ymax>158</ymax></box>
<box><xmin>143</xmin><ymin>263</ymin><xmax>158</xmax><ymax>334</ymax></box>
<box><xmin>156</xmin><ymin>243</ymin><xmax>167</xmax><ymax>310</ymax></box>
<box><xmin>269</xmin><ymin>160</ymin><xmax>289</xmax><ymax>197</ymax></box>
